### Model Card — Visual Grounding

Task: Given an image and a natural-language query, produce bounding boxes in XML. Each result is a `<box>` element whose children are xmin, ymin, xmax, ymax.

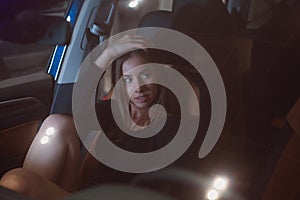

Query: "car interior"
<box><xmin>0</xmin><ymin>0</ymin><xmax>299</xmax><ymax>199</ymax></box>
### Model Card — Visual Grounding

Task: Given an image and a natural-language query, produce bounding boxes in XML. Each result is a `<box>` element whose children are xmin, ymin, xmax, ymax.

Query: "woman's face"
<box><xmin>122</xmin><ymin>55</ymin><xmax>158</xmax><ymax>110</ymax></box>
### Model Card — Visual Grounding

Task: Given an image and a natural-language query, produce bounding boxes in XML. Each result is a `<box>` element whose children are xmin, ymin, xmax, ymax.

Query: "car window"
<box><xmin>0</xmin><ymin>0</ymin><xmax>71</xmax><ymax>81</ymax></box>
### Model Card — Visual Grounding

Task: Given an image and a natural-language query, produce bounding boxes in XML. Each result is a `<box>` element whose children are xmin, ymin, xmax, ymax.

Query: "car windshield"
<box><xmin>0</xmin><ymin>0</ymin><xmax>299</xmax><ymax>200</ymax></box>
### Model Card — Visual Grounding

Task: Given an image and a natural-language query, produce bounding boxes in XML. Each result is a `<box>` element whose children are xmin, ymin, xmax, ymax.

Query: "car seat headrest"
<box><xmin>172</xmin><ymin>0</ymin><xmax>235</xmax><ymax>37</ymax></box>
<box><xmin>138</xmin><ymin>10</ymin><xmax>173</xmax><ymax>29</ymax></box>
<box><xmin>138</xmin><ymin>10</ymin><xmax>186</xmax><ymax>66</ymax></box>
<box><xmin>172</xmin><ymin>0</ymin><xmax>221</xmax><ymax>13</ymax></box>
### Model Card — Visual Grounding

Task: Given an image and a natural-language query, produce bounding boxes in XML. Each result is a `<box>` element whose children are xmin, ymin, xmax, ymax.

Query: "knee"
<box><xmin>43</xmin><ymin>114</ymin><xmax>75</xmax><ymax>132</ymax></box>
<box><xmin>0</xmin><ymin>168</ymin><xmax>30</xmax><ymax>194</ymax></box>
<box><xmin>40</xmin><ymin>114</ymin><xmax>79</xmax><ymax>142</ymax></box>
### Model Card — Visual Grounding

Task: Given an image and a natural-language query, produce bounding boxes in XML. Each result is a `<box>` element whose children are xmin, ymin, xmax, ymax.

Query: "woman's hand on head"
<box><xmin>95</xmin><ymin>34</ymin><xmax>149</xmax><ymax>68</ymax></box>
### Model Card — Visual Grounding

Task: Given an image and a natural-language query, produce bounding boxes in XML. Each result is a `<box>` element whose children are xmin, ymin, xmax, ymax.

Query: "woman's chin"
<box><xmin>131</xmin><ymin>101</ymin><xmax>151</xmax><ymax>109</ymax></box>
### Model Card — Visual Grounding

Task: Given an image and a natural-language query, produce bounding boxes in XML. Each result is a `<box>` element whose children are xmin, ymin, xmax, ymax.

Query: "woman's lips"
<box><xmin>134</xmin><ymin>95</ymin><xmax>149</xmax><ymax>103</ymax></box>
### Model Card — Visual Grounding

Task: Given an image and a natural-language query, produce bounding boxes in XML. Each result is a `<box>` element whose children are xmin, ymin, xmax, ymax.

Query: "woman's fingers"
<box><xmin>110</xmin><ymin>35</ymin><xmax>150</xmax><ymax>56</ymax></box>
<box><xmin>122</xmin><ymin>34</ymin><xmax>145</xmax><ymax>40</ymax></box>
<box><xmin>119</xmin><ymin>35</ymin><xmax>150</xmax><ymax>48</ymax></box>
<box><xmin>95</xmin><ymin>34</ymin><xmax>150</xmax><ymax>68</ymax></box>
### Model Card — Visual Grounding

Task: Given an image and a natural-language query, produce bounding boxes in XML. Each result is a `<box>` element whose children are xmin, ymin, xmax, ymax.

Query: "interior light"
<box><xmin>129</xmin><ymin>0</ymin><xmax>139</xmax><ymax>8</ymax></box>
<box><xmin>207</xmin><ymin>189</ymin><xmax>219</xmax><ymax>200</ymax></box>
<box><xmin>46</xmin><ymin>127</ymin><xmax>55</xmax><ymax>136</ymax></box>
<box><xmin>213</xmin><ymin>177</ymin><xmax>228</xmax><ymax>191</ymax></box>
<box><xmin>40</xmin><ymin>136</ymin><xmax>49</xmax><ymax>144</ymax></box>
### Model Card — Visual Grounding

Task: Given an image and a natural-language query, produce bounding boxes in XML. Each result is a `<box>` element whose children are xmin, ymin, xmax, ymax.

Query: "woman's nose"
<box><xmin>134</xmin><ymin>79</ymin><xmax>146</xmax><ymax>93</ymax></box>
<box><xmin>135</xmin><ymin>84</ymin><xmax>146</xmax><ymax>93</ymax></box>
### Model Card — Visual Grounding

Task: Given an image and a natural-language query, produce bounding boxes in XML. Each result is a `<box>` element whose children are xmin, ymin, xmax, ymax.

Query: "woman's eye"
<box><xmin>140</xmin><ymin>73</ymin><xmax>151</xmax><ymax>80</ymax></box>
<box><xmin>123</xmin><ymin>77</ymin><xmax>132</xmax><ymax>83</ymax></box>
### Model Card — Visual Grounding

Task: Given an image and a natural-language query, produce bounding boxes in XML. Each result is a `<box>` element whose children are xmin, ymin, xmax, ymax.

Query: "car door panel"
<box><xmin>0</xmin><ymin>121</ymin><xmax>38</xmax><ymax>176</ymax></box>
<box><xmin>0</xmin><ymin>72</ymin><xmax>54</xmax><ymax>130</ymax></box>
<box><xmin>0</xmin><ymin>71</ymin><xmax>53</xmax><ymax>175</ymax></box>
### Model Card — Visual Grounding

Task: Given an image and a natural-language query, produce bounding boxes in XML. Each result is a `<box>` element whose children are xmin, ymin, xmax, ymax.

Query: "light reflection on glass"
<box><xmin>129</xmin><ymin>0</ymin><xmax>139</xmax><ymax>8</ymax></box>
<box><xmin>213</xmin><ymin>177</ymin><xmax>228</xmax><ymax>191</ymax></box>
<box><xmin>207</xmin><ymin>189</ymin><xmax>219</xmax><ymax>200</ymax></box>
<box><xmin>66</xmin><ymin>16</ymin><xmax>71</xmax><ymax>22</ymax></box>
<box><xmin>40</xmin><ymin>136</ymin><xmax>49</xmax><ymax>144</ymax></box>
<box><xmin>46</xmin><ymin>127</ymin><xmax>55</xmax><ymax>136</ymax></box>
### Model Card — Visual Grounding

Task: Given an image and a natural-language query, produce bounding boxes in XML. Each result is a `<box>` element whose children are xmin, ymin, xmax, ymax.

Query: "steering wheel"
<box><xmin>64</xmin><ymin>184</ymin><xmax>172</xmax><ymax>200</ymax></box>
<box><xmin>131</xmin><ymin>167</ymin><xmax>245</xmax><ymax>200</ymax></box>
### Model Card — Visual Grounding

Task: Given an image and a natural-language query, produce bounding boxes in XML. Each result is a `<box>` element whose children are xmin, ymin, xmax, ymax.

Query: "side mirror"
<box><xmin>0</xmin><ymin>10</ymin><xmax>71</xmax><ymax>45</ymax></box>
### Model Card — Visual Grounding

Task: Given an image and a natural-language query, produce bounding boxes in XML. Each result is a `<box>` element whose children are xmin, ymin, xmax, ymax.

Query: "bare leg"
<box><xmin>0</xmin><ymin>168</ymin><xmax>70</xmax><ymax>200</ymax></box>
<box><xmin>0</xmin><ymin>114</ymin><xmax>81</xmax><ymax>199</ymax></box>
